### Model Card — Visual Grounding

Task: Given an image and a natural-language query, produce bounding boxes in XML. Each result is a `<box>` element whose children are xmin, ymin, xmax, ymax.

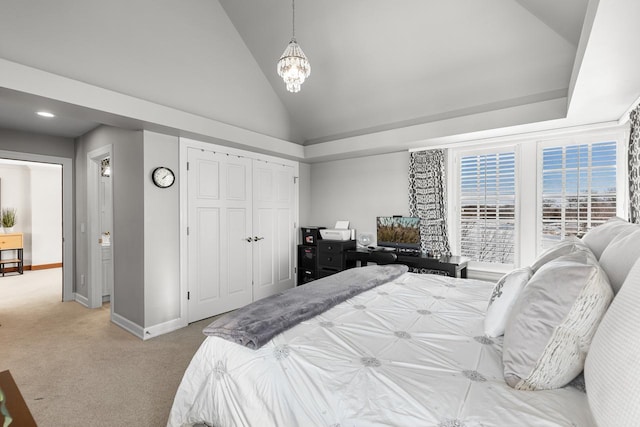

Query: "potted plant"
<box><xmin>1</xmin><ymin>208</ymin><xmax>17</xmax><ymax>233</ymax></box>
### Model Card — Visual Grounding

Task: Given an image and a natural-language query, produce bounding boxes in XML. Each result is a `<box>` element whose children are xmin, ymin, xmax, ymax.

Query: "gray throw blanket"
<box><xmin>203</xmin><ymin>264</ymin><xmax>409</xmax><ymax>349</ymax></box>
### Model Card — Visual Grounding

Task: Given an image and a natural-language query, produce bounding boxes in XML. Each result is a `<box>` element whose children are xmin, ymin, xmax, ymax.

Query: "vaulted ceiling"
<box><xmin>0</xmin><ymin>0</ymin><xmax>638</xmax><ymax>162</ymax></box>
<box><xmin>220</xmin><ymin>0</ymin><xmax>589</xmax><ymax>144</ymax></box>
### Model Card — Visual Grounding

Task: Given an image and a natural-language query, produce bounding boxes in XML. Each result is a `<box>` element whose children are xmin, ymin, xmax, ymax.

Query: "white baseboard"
<box><xmin>143</xmin><ymin>317</ymin><xmax>187</xmax><ymax>340</ymax></box>
<box><xmin>111</xmin><ymin>313</ymin><xmax>186</xmax><ymax>340</ymax></box>
<box><xmin>111</xmin><ymin>312</ymin><xmax>145</xmax><ymax>339</ymax></box>
<box><xmin>75</xmin><ymin>293</ymin><xmax>89</xmax><ymax>307</ymax></box>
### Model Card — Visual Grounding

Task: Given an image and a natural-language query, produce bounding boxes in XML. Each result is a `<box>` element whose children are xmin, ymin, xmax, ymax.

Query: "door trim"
<box><xmin>0</xmin><ymin>149</ymin><xmax>72</xmax><ymax>301</ymax></box>
<box><xmin>87</xmin><ymin>145</ymin><xmax>114</xmax><ymax>310</ymax></box>
<box><xmin>179</xmin><ymin>142</ymin><xmax>189</xmax><ymax>324</ymax></box>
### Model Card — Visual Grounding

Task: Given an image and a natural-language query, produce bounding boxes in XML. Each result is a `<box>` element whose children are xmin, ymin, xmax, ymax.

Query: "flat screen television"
<box><xmin>376</xmin><ymin>216</ymin><xmax>421</xmax><ymax>250</ymax></box>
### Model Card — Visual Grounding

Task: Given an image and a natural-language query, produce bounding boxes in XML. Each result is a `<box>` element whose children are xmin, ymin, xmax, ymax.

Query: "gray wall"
<box><xmin>0</xmin><ymin>0</ymin><xmax>295</xmax><ymax>142</ymax></box>
<box><xmin>298</xmin><ymin>162</ymin><xmax>311</xmax><ymax>239</ymax></box>
<box><xmin>0</xmin><ymin>128</ymin><xmax>75</xmax><ymax>159</ymax></box>
<box><xmin>143</xmin><ymin>131</ymin><xmax>180</xmax><ymax>327</ymax></box>
<box><xmin>76</xmin><ymin>126</ymin><xmax>145</xmax><ymax>327</ymax></box>
<box><xmin>309</xmin><ymin>151</ymin><xmax>410</xmax><ymax>244</ymax></box>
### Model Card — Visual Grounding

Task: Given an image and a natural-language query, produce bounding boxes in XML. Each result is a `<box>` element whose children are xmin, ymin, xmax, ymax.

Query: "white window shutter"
<box><xmin>540</xmin><ymin>141</ymin><xmax>617</xmax><ymax>250</ymax></box>
<box><xmin>459</xmin><ymin>152</ymin><xmax>516</xmax><ymax>264</ymax></box>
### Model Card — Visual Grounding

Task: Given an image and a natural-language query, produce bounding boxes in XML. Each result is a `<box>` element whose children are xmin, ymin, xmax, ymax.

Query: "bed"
<box><xmin>168</xmin><ymin>217</ymin><xmax>640</xmax><ymax>427</ymax></box>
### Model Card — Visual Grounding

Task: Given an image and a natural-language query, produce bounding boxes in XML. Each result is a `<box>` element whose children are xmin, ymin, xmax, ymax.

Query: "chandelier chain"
<box><xmin>292</xmin><ymin>0</ymin><xmax>296</xmax><ymax>40</ymax></box>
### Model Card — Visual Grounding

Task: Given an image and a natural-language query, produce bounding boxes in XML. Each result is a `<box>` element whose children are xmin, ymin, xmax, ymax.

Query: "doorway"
<box><xmin>0</xmin><ymin>150</ymin><xmax>72</xmax><ymax>300</ymax></box>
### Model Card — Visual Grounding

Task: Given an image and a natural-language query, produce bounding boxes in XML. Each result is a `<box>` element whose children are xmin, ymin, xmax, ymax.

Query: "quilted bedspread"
<box><xmin>168</xmin><ymin>272</ymin><xmax>595</xmax><ymax>427</ymax></box>
<box><xmin>203</xmin><ymin>265</ymin><xmax>408</xmax><ymax>349</ymax></box>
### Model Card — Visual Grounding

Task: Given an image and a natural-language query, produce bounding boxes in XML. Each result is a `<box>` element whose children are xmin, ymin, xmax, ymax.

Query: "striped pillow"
<box><xmin>586</xmin><ymin>259</ymin><xmax>640</xmax><ymax>426</ymax></box>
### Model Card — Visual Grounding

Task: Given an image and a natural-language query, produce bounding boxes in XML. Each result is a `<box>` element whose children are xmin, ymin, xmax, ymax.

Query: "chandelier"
<box><xmin>277</xmin><ymin>0</ymin><xmax>310</xmax><ymax>93</ymax></box>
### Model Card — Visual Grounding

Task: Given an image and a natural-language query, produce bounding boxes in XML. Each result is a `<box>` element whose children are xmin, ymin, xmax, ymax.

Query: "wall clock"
<box><xmin>152</xmin><ymin>166</ymin><xmax>175</xmax><ymax>188</ymax></box>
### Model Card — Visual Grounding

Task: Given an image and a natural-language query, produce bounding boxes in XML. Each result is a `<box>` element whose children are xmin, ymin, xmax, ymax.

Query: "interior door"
<box><xmin>187</xmin><ymin>148</ymin><xmax>253</xmax><ymax>323</ymax></box>
<box><xmin>87</xmin><ymin>145</ymin><xmax>113</xmax><ymax>309</ymax></box>
<box><xmin>99</xmin><ymin>167</ymin><xmax>113</xmax><ymax>300</ymax></box>
<box><xmin>252</xmin><ymin>160</ymin><xmax>295</xmax><ymax>300</ymax></box>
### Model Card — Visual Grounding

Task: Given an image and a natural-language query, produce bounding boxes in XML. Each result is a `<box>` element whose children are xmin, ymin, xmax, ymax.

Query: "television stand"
<box><xmin>345</xmin><ymin>248</ymin><xmax>468</xmax><ymax>278</ymax></box>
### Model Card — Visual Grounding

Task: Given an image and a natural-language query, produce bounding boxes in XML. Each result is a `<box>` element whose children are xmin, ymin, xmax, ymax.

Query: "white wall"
<box><xmin>309</xmin><ymin>152</ymin><xmax>410</xmax><ymax>243</ymax></box>
<box><xmin>30</xmin><ymin>165</ymin><xmax>63</xmax><ymax>266</ymax></box>
<box><xmin>0</xmin><ymin>162</ymin><xmax>62</xmax><ymax>267</ymax></box>
<box><xmin>0</xmin><ymin>164</ymin><xmax>31</xmax><ymax>263</ymax></box>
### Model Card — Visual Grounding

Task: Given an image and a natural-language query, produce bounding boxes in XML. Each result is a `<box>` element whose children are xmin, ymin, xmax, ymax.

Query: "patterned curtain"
<box><xmin>408</xmin><ymin>149</ymin><xmax>451</xmax><ymax>256</ymax></box>
<box><xmin>629</xmin><ymin>105</ymin><xmax>640</xmax><ymax>224</ymax></box>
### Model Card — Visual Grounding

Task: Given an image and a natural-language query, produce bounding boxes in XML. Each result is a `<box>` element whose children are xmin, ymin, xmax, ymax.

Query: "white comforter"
<box><xmin>168</xmin><ymin>272</ymin><xmax>595</xmax><ymax>427</ymax></box>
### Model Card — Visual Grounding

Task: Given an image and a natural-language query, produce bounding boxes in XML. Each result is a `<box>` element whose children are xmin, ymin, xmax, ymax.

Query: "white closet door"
<box><xmin>187</xmin><ymin>148</ymin><xmax>253</xmax><ymax>323</ymax></box>
<box><xmin>252</xmin><ymin>160</ymin><xmax>295</xmax><ymax>300</ymax></box>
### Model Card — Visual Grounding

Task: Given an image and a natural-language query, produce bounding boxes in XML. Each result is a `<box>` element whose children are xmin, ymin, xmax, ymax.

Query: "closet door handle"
<box><xmin>245</xmin><ymin>237</ymin><xmax>253</xmax><ymax>242</ymax></box>
<box><xmin>253</xmin><ymin>236</ymin><xmax>265</xmax><ymax>242</ymax></box>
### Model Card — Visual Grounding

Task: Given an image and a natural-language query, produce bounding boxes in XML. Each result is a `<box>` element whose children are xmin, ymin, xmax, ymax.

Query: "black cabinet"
<box><xmin>297</xmin><ymin>226</ymin><xmax>327</xmax><ymax>286</ymax></box>
<box><xmin>317</xmin><ymin>240</ymin><xmax>356</xmax><ymax>277</ymax></box>
<box><xmin>297</xmin><ymin>244</ymin><xmax>318</xmax><ymax>285</ymax></box>
<box><xmin>299</xmin><ymin>245</ymin><xmax>317</xmax><ymax>269</ymax></box>
<box><xmin>297</xmin><ymin>239</ymin><xmax>357</xmax><ymax>285</ymax></box>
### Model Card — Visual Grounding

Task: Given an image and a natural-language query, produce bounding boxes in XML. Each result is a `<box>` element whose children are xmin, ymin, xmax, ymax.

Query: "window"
<box><xmin>458</xmin><ymin>150</ymin><xmax>516</xmax><ymax>265</ymax></box>
<box><xmin>539</xmin><ymin>141</ymin><xmax>617</xmax><ymax>250</ymax></box>
<box><xmin>448</xmin><ymin>127</ymin><xmax>626</xmax><ymax>275</ymax></box>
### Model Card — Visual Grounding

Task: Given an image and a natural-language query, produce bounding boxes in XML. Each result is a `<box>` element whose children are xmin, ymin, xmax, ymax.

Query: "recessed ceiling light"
<box><xmin>37</xmin><ymin>111</ymin><xmax>55</xmax><ymax>118</ymax></box>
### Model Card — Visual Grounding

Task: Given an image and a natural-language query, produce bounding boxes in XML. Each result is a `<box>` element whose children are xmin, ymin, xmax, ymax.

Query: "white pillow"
<box><xmin>484</xmin><ymin>267</ymin><xmax>533</xmax><ymax>337</ymax></box>
<box><xmin>598</xmin><ymin>229</ymin><xmax>640</xmax><ymax>294</ymax></box>
<box><xmin>530</xmin><ymin>236</ymin><xmax>590</xmax><ymax>272</ymax></box>
<box><xmin>585</xmin><ymin>258</ymin><xmax>640</xmax><ymax>427</ymax></box>
<box><xmin>503</xmin><ymin>250</ymin><xmax>613</xmax><ymax>390</ymax></box>
<box><xmin>581</xmin><ymin>216</ymin><xmax>636</xmax><ymax>259</ymax></box>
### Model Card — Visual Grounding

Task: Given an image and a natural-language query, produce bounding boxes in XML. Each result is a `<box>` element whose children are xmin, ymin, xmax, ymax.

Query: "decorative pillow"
<box><xmin>585</xmin><ymin>258</ymin><xmax>640</xmax><ymax>427</ymax></box>
<box><xmin>581</xmin><ymin>216</ymin><xmax>636</xmax><ymax>259</ymax></box>
<box><xmin>484</xmin><ymin>267</ymin><xmax>533</xmax><ymax>337</ymax></box>
<box><xmin>530</xmin><ymin>236</ymin><xmax>590</xmax><ymax>272</ymax></box>
<box><xmin>598</xmin><ymin>228</ymin><xmax>640</xmax><ymax>294</ymax></box>
<box><xmin>502</xmin><ymin>250</ymin><xmax>613</xmax><ymax>390</ymax></box>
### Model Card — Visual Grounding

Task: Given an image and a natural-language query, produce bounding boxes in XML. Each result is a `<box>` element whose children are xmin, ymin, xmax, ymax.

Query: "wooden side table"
<box><xmin>0</xmin><ymin>233</ymin><xmax>24</xmax><ymax>276</ymax></box>
<box><xmin>0</xmin><ymin>370</ymin><xmax>37</xmax><ymax>426</ymax></box>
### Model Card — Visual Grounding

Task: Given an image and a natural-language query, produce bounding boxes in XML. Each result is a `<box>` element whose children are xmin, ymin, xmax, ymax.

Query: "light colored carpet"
<box><xmin>0</xmin><ymin>268</ymin><xmax>212</xmax><ymax>427</ymax></box>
